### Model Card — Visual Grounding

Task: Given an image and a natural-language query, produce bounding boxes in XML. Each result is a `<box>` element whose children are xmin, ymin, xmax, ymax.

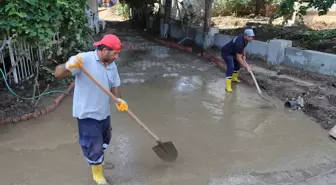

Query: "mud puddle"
<box><xmin>105</xmin><ymin>76</ymin><xmax>336</xmax><ymax>184</ymax></box>
<box><xmin>207</xmin><ymin>48</ymin><xmax>336</xmax><ymax>130</ymax></box>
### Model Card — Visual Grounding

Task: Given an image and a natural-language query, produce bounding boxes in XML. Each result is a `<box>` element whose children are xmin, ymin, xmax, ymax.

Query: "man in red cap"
<box><xmin>55</xmin><ymin>34</ymin><xmax>127</xmax><ymax>185</ymax></box>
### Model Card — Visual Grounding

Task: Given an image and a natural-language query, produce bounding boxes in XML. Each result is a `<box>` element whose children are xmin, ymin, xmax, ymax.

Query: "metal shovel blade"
<box><xmin>152</xmin><ymin>141</ymin><xmax>178</xmax><ymax>162</ymax></box>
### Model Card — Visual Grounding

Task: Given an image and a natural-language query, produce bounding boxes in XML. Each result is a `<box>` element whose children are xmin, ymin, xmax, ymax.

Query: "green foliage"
<box><xmin>56</xmin><ymin>1</ymin><xmax>93</xmax><ymax>59</ymax></box>
<box><xmin>288</xmin><ymin>29</ymin><xmax>336</xmax><ymax>41</ymax></box>
<box><xmin>212</xmin><ymin>0</ymin><xmax>278</xmax><ymax>16</ymax></box>
<box><xmin>115</xmin><ymin>3</ymin><xmax>130</xmax><ymax>19</ymax></box>
<box><xmin>0</xmin><ymin>0</ymin><xmax>63</xmax><ymax>48</ymax></box>
<box><xmin>303</xmin><ymin>0</ymin><xmax>335</xmax><ymax>15</ymax></box>
<box><xmin>212</xmin><ymin>0</ymin><xmax>229</xmax><ymax>16</ymax></box>
<box><xmin>212</xmin><ymin>0</ymin><xmax>252</xmax><ymax>16</ymax></box>
<box><xmin>275</xmin><ymin>0</ymin><xmax>336</xmax><ymax>23</ymax></box>
<box><xmin>0</xmin><ymin>0</ymin><xmax>92</xmax><ymax>60</ymax></box>
<box><xmin>227</xmin><ymin>0</ymin><xmax>253</xmax><ymax>15</ymax></box>
<box><xmin>119</xmin><ymin>0</ymin><xmax>158</xmax><ymax>9</ymax></box>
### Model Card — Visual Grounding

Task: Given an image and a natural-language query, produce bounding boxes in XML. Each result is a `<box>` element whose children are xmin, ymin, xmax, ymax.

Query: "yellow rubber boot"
<box><xmin>91</xmin><ymin>164</ymin><xmax>107</xmax><ymax>185</ymax></box>
<box><xmin>232</xmin><ymin>72</ymin><xmax>240</xmax><ymax>83</ymax></box>
<box><xmin>225</xmin><ymin>78</ymin><xmax>233</xmax><ymax>92</ymax></box>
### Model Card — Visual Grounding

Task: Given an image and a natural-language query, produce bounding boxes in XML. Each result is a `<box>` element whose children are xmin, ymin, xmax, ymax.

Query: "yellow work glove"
<box><xmin>65</xmin><ymin>55</ymin><xmax>83</xmax><ymax>70</ymax></box>
<box><xmin>115</xmin><ymin>98</ymin><xmax>128</xmax><ymax>111</ymax></box>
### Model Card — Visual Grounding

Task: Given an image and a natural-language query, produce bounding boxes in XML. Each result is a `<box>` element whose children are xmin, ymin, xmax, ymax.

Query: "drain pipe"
<box><xmin>284</xmin><ymin>100</ymin><xmax>299</xmax><ymax>108</ymax></box>
<box><xmin>284</xmin><ymin>96</ymin><xmax>304</xmax><ymax>109</ymax></box>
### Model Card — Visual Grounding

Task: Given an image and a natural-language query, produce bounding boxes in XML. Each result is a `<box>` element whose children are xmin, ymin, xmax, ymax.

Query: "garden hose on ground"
<box><xmin>0</xmin><ymin>68</ymin><xmax>67</xmax><ymax>100</ymax></box>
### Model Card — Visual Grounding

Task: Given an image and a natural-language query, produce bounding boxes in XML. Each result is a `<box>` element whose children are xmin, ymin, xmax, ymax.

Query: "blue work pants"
<box><xmin>222</xmin><ymin>55</ymin><xmax>241</xmax><ymax>78</ymax></box>
<box><xmin>77</xmin><ymin>116</ymin><xmax>111</xmax><ymax>165</ymax></box>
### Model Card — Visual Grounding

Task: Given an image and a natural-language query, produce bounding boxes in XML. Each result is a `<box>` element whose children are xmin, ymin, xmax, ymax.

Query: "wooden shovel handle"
<box><xmin>80</xmin><ymin>66</ymin><xmax>160</xmax><ymax>142</ymax></box>
<box><xmin>244</xmin><ymin>60</ymin><xmax>262</xmax><ymax>95</ymax></box>
<box><xmin>249</xmin><ymin>69</ymin><xmax>262</xmax><ymax>95</ymax></box>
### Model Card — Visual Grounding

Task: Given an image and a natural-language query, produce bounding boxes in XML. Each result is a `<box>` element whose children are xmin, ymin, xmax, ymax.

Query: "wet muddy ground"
<box><xmin>248</xmin><ymin>59</ymin><xmax>336</xmax><ymax>130</ymax></box>
<box><xmin>1</xmin><ymin>23</ymin><xmax>336</xmax><ymax>185</ymax></box>
<box><xmin>208</xmin><ymin>48</ymin><xmax>336</xmax><ymax>130</ymax></box>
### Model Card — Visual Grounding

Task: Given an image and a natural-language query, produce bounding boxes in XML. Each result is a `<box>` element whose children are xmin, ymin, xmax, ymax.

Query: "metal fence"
<box><xmin>0</xmin><ymin>5</ymin><xmax>104</xmax><ymax>85</ymax></box>
<box><xmin>0</xmin><ymin>33</ymin><xmax>61</xmax><ymax>84</ymax></box>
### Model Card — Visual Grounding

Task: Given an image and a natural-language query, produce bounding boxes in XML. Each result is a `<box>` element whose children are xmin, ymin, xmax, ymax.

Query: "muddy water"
<box><xmin>1</xmin><ymin>75</ymin><xmax>336</xmax><ymax>185</ymax></box>
<box><xmin>106</xmin><ymin>76</ymin><xmax>336</xmax><ymax>184</ymax></box>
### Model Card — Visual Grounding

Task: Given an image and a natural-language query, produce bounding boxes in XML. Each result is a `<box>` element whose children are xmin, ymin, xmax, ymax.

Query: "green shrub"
<box><xmin>212</xmin><ymin>0</ymin><xmax>280</xmax><ymax>17</ymax></box>
<box><xmin>212</xmin><ymin>0</ymin><xmax>253</xmax><ymax>16</ymax></box>
<box><xmin>115</xmin><ymin>3</ymin><xmax>130</xmax><ymax>19</ymax></box>
<box><xmin>0</xmin><ymin>0</ymin><xmax>92</xmax><ymax>60</ymax></box>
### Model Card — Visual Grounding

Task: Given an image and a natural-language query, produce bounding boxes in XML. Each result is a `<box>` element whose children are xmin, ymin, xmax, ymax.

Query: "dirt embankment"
<box><xmin>0</xmin><ymin>75</ymin><xmax>72</xmax><ymax>120</ymax></box>
<box><xmin>98</xmin><ymin>6</ymin><xmax>127</xmax><ymax>22</ymax></box>
<box><xmin>241</xmin><ymin>58</ymin><xmax>336</xmax><ymax>130</ymax></box>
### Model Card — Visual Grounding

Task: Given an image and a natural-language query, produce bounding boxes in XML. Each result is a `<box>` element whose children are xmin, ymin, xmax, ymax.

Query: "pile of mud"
<box><xmin>241</xmin><ymin>59</ymin><xmax>336</xmax><ymax>130</ymax></box>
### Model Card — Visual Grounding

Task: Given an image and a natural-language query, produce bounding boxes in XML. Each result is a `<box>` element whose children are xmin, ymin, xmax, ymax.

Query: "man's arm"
<box><xmin>235</xmin><ymin>53</ymin><xmax>248</xmax><ymax>68</ymax></box>
<box><xmin>110</xmin><ymin>66</ymin><xmax>128</xmax><ymax>111</ymax></box>
<box><xmin>110</xmin><ymin>65</ymin><xmax>122</xmax><ymax>99</ymax></box>
<box><xmin>55</xmin><ymin>64</ymin><xmax>72</xmax><ymax>78</ymax></box>
<box><xmin>234</xmin><ymin>41</ymin><xmax>250</xmax><ymax>70</ymax></box>
<box><xmin>54</xmin><ymin>55</ymin><xmax>82</xmax><ymax>78</ymax></box>
<box><xmin>111</xmin><ymin>87</ymin><xmax>121</xmax><ymax>98</ymax></box>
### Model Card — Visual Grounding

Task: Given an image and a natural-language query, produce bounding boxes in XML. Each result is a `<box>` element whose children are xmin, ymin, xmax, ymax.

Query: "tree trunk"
<box><xmin>255</xmin><ymin>0</ymin><xmax>265</xmax><ymax>16</ymax></box>
<box><xmin>164</xmin><ymin>0</ymin><xmax>172</xmax><ymax>23</ymax></box>
<box><xmin>203</xmin><ymin>0</ymin><xmax>213</xmax><ymax>49</ymax></box>
<box><xmin>203</xmin><ymin>0</ymin><xmax>213</xmax><ymax>34</ymax></box>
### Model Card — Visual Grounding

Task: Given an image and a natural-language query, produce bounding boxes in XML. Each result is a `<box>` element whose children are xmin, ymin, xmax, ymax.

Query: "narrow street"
<box><xmin>1</xmin><ymin>22</ymin><xmax>336</xmax><ymax>185</ymax></box>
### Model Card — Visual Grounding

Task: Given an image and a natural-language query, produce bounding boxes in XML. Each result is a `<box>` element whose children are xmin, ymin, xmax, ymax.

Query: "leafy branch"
<box><xmin>270</xmin><ymin>0</ymin><xmax>336</xmax><ymax>24</ymax></box>
<box><xmin>0</xmin><ymin>0</ymin><xmax>92</xmax><ymax>60</ymax></box>
<box><xmin>0</xmin><ymin>0</ymin><xmax>90</xmax><ymax>107</ymax></box>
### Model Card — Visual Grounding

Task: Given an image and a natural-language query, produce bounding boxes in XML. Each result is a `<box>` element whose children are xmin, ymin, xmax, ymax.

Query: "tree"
<box><xmin>203</xmin><ymin>0</ymin><xmax>213</xmax><ymax>50</ymax></box>
<box><xmin>270</xmin><ymin>0</ymin><xmax>336</xmax><ymax>24</ymax></box>
<box><xmin>255</xmin><ymin>0</ymin><xmax>266</xmax><ymax>15</ymax></box>
<box><xmin>119</xmin><ymin>0</ymin><xmax>158</xmax><ymax>9</ymax></box>
<box><xmin>119</xmin><ymin>0</ymin><xmax>158</xmax><ymax>28</ymax></box>
<box><xmin>303</xmin><ymin>0</ymin><xmax>336</xmax><ymax>15</ymax></box>
<box><xmin>164</xmin><ymin>0</ymin><xmax>172</xmax><ymax>23</ymax></box>
<box><xmin>203</xmin><ymin>0</ymin><xmax>213</xmax><ymax>34</ymax></box>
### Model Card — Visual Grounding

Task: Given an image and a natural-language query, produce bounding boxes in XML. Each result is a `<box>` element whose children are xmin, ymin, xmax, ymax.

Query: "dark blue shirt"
<box><xmin>221</xmin><ymin>33</ymin><xmax>248</xmax><ymax>56</ymax></box>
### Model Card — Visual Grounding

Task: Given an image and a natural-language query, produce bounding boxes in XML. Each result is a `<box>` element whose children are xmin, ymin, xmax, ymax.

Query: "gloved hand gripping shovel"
<box><xmin>244</xmin><ymin>60</ymin><xmax>276</xmax><ymax>108</ymax></box>
<box><xmin>78</xmin><ymin>64</ymin><xmax>178</xmax><ymax>162</ymax></box>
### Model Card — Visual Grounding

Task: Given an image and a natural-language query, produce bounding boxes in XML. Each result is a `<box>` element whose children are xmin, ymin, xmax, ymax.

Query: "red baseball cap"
<box><xmin>93</xmin><ymin>34</ymin><xmax>122</xmax><ymax>51</ymax></box>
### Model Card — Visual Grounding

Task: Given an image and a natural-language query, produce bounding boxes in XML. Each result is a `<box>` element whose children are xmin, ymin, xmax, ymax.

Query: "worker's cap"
<box><xmin>93</xmin><ymin>34</ymin><xmax>122</xmax><ymax>51</ymax></box>
<box><xmin>244</xmin><ymin>29</ymin><xmax>255</xmax><ymax>37</ymax></box>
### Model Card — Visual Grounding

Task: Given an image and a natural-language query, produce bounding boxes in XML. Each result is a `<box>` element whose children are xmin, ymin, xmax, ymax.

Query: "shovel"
<box><xmin>77</xmin><ymin>64</ymin><xmax>178</xmax><ymax>162</ymax></box>
<box><xmin>244</xmin><ymin>60</ymin><xmax>276</xmax><ymax>108</ymax></box>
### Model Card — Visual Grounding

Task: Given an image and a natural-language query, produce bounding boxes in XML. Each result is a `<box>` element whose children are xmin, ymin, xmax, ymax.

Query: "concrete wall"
<box><xmin>169</xmin><ymin>23</ymin><xmax>185</xmax><ymax>40</ymax></box>
<box><xmin>213</xmin><ymin>34</ymin><xmax>233</xmax><ymax>47</ymax></box>
<box><xmin>213</xmin><ymin>34</ymin><xmax>268</xmax><ymax>60</ymax></box>
<box><xmin>168</xmin><ymin>23</ymin><xmax>197</xmax><ymax>41</ymax></box>
<box><xmin>215</xmin><ymin>33</ymin><xmax>336</xmax><ymax>77</ymax></box>
<box><xmin>165</xmin><ymin>23</ymin><xmax>336</xmax><ymax>77</ymax></box>
<box><xmin>284</xmin><ymin>47</ymin><xmax>336</xmax><ymax>76</ymax></box>
<box><xmin>245</xmin><ymin>40</ymin><xmax>269</xmax><ymax>60</ymax></box>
